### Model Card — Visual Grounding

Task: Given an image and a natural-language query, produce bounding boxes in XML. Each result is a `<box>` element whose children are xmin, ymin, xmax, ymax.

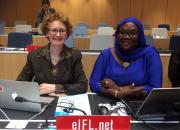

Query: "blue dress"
<box><xmin>89</xmin><ymin>48</ymin><xmax>162</xmax><ymax>93</ymax></box>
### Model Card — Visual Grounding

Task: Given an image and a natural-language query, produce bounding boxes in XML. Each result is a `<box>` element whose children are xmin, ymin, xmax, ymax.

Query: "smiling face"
<box><xmin>46</xmin><ymin>20</ymin><xmax>68</xmax><ymax>46</ymax></box>
<box><xmin>117</xmin><ymin>22</ymin><xmax>139</xmax><ymax>52</ymax></box>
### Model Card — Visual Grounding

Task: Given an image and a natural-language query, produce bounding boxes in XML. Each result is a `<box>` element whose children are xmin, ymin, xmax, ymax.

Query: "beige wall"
<box><xmin>0</xmin><ymin>0</ymin><xmax>180</xmax><ymax>29</ymax></box>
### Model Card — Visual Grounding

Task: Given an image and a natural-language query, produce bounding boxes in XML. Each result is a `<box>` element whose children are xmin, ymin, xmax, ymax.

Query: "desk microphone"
<box><xmin>13</xmin><ymin>96</ymin><xmax>87</xmax><ymax>115</ymax></box>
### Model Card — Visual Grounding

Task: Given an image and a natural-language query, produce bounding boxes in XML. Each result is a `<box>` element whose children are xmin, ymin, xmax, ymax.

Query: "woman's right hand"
<box><xmin>118</xmin><ymin>85</ymin><xmax>144</xmax><ymax>98</ymax></box>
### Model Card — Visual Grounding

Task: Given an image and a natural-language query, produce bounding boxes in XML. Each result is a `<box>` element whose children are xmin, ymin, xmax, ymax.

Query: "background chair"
<box><xmin>0</xmin><ymin>23</ymin><xmax>4</xmax><ymax>34</ymax></box>
<box><xmin>97</xmin><ymin>27</ymin><xmax>114</xmax><ymax>35</ymax></box>
<box><xmin>169</xmin><ymin>35</ymin><xmax>180</xmax><ymax>51</ymax></box>
<box><xmin>145</xmin><ymin>35</ymin><xmax>154</xmax><ymax>46</ymax></box>
<box><xmin>74</xmin><ymin>26</ymin><xmax>88</xmax><ymax>36</ymax></box>
<box><xmin>151</xmin><ymin>28</ymin><xmax>168</xmax><ymax>39</ymax></box>
<box><xmin>176</xmin><ymin>29</ymin><xmax>180</xmax><ymax>36</ymax></box>
<box><xmin>8</xmin><ymin>32</ymin><xmax>33</xmax><ymax>48</ymax></box>
<box><xmin>158</xmin><ymin>24</ymin><xmax>170</xmax><ymax>31</ymax></box>
<box><xmin>15</xmin><ymin>25</ymin><xmax>32</xmax><ymax>33</ymax></box>
<box><xmin>0</xmin><ymin>20</ymin><xmax>6</xmax><ymax>26</ymax></box>
<box><xmin>65</xmin><ymin>34</ymin><xmax>74</xmax><ymax>48</ymax></box>
<box><xmin>77</xmin><ymin>22</ymin><xmax>89</xmax><ymax>28</ymax></box>
<box><xmin>14</xmin><ymin>20</ymin><xmax>27</xmax><ymax>25</ymax></box>
<box><xmin>96</xmin><ymin>22</ymin><xmax>109</xmax><ymax>28</ymax></box>
<box><xmin>90</xmin><ymin>34</ymin><xmax>114</xmax><ymax>50</ymax></box>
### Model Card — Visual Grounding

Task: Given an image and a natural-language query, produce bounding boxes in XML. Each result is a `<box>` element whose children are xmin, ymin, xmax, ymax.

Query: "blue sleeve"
<box><xmin>144</xmin><ymin>51</ymin><xmax>163</xmax><ymax>92</ymax></box>
<box><xmin>89</xmin><ymin>51</ymin><xmax>108</xmax><ymax>93</ymax></box>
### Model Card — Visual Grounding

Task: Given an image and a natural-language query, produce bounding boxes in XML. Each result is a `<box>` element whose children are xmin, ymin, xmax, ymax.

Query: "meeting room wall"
<box><xmin>0</xmin><ymin>0</ymin><xmax>180</xmax><ymax>29</ymax></box>
<box><xmin>0</xmin><ymin>0</ymin><xmax>41</xmax><ymax>27</ymax></box>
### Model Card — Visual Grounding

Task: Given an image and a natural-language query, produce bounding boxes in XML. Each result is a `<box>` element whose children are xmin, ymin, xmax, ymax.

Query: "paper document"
<box><xmin>6</xmin><ymin>120</ymin><xmax>28</xmax><ymax>129</ymax></box>
<box><xmin>55</xmin><ymin>93</ymin><xmax>91</xmax><ymax>116</ymax></box>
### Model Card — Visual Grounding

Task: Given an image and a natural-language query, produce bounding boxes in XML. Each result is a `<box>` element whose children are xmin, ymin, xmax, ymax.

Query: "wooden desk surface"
<box><xmin>0</xmin><ymin>51</ymin><xmax>171</xmax><ymax>88</ymax></box>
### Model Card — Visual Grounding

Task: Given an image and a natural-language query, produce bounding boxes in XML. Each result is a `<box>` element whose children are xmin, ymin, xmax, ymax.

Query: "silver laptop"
<box><xmin>0</xmin><ymin>80</ymin><xmax>54</xmax><ymax>112</ymax></box>
<box><xmin>135</xmin><ymin>88</ymin><xmax>180</xmax><ymax>120</ymax></box>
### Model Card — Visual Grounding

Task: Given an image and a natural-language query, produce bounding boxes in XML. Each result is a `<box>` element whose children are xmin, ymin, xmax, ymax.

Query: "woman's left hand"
<box><xmin>39</xmin><ymin>83</ymin><xmax>56</xmax><ymax>95</ymax></box>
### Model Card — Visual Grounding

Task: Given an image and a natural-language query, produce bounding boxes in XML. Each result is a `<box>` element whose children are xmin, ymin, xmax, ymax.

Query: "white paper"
<box><xmin>55</xmin><ymin>93</ymin><xmax>91</xmax><ymax>116</ymax></box>
<box><xmin>6</xmin><ymin>120</ymin><xmax>28</xmax><ymax>129</ymax></box>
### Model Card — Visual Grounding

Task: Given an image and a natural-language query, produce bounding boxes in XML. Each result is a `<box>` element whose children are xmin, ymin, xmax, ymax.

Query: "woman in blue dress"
<box><xmin>89</xmin><ymin>17</ymin><xmax>162</xmax><ymax>99</ymax></box>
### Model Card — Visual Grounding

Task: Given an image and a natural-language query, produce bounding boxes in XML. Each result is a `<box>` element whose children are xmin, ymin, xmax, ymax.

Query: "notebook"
<box><xmin>0</xmin><ymin>80</ymin><xmax>54</xmax><ymax>112</ymax></box>
<box><xmin>126</xmin><ymin>88</ymin><xmax>180</xmax><ymax>120</ymax></box>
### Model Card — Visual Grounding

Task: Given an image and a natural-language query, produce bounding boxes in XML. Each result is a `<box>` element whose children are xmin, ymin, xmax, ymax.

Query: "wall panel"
<box><xmin>51</xmin><ymin>0</ymin><xmax>68</xmax><ymax>16</ymax></box>
<box><xmin>165</xmin><ymin>0</ymin><xmax>180</xmax><ymax>30</ymax></box>
<box><xmin>92</xmin><ymin>0</ymin><xmax>118</xmax><ymax>29</ymax></box>
<box><xmin>0</xmin><ymin>0</ymin><xmax>40</xmax><ymax>27</ymax></box>
<box><xmin>130</xmin><ymin>0</ymin><xmax>167</xmax><ymax>28</ymax></box>
<box><xmin>116</xmin><ymin>0</ymin><xmax>131</xmax><ymax>25</ymax></box>
<box><xmin>68</xmin><ymin>0</ymin><xmax>93</xmax><ymax>28</ymax></box>
<box><xmin>0</xmin><ymin>0</ymin><xmax>180</xmax><ymax>30</ymax></box>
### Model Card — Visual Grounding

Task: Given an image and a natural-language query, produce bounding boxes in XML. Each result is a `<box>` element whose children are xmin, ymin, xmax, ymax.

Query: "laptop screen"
<box><xmin>0</xmin><ymin>80</ymin><xmax>42</xmax><ymax>112</ymax></box>
<box><xmin>136</xmin><ymin>88</ymin><xmax>180</xmax><ymax>120</ymax></box>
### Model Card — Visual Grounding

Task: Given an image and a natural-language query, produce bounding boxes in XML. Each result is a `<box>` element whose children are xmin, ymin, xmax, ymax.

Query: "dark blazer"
<box><xmin>35</xmin><ymin>8</ymin><xmax>56</xmax><ymax>27</ymax></box>
<box><xmin>17</xmin><ymin>44</ymin><xmax>88</xmax><ymax>95</ymax></box>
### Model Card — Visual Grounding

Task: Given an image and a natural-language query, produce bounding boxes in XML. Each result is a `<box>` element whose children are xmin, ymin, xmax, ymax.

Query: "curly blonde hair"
<box><xmin>41</xmin><ymin>12</ymin><xmax>72</xmax><ymax>37</ymax></box>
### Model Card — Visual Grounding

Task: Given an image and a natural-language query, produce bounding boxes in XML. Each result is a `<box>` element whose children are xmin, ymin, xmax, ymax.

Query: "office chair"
<box><xmin>77</xmin><ymin>22</ymin><xmax>89</xmax><ymax>28</ymax></box>
<box><xmin>169</xmin><ymin>35</ymin><xmax>180</xmax><ymax>51</ymax></box>
<box><xmin>14</xmin><ymin>20</ymin><xmax>27</xmax><ymax>25</ymax></box>
<box><xmin>74</xmin><ymin>26</ymin><xmax>88</xmax><ymax>36</ymax></box>
<box><xmin>15</xmin><ymin>25</ymin><xmax>32</xmax><ymax>33</ymax></box>
<box><xmin>65</xmin><ymin>34</ymin><xmax>74</xmax><ymax>48</ymax></box>
<box><xmin>8</xmin><ymin>32</ymin><xmax>33</xmax><ymax>48</ymax></box>
<box><xmin>90</xmin><ymin>34</ymin><xmax>114</xmax><ymax>50</ymax></box>
<box><xmin>97</xmin><ymin>27</ymin><xmax>114</xmax><ymax>35</ymax></box>
<box><xmin>96</xmin><ymin>22</ymin><xmax>109</xmax><ymax>28</ymax></box>
<box><xmin>145</xmin><ymin>35</ymin><xmax>154</xmax><ymax>46</ymax></box>
<box><xmin>158</xmin><ymin>24</ymin><xmax>170</xmax><ymax>31</ymax></box>
<box><xmin>0</xmin><ymin>20</ymin><xmax>6</xmax><ymax>26</ymax></box>
<box><xmin>0</xmin><ymin>24</ymin><xmax>4</xmax><ymax>34</ymax></box>
<box><xmin>151</xmin><ymin>28</ymin><xmax>168</xmax><ymax>39</ymax></box>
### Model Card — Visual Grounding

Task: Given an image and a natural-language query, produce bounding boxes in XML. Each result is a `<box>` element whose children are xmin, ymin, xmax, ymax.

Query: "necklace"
<box><xmin>123</xmin><ymin>62</ymin><xmax>130</xmax><ymax>68</ymax></box>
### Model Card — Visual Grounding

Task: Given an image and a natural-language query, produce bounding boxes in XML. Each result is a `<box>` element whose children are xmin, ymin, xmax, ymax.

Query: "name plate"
<box><xmin>56</xmin><ymin>115</ymin><xmax>130</xmax><ymax>130</ymax></box>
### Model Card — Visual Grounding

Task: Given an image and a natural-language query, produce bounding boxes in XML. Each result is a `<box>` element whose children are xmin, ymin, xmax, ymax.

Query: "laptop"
<box><xmin>126</xmin><ymin>88</ymin><xmax>180</xmax><ymax>120</ymax></box>
<box><xmin>0</xmin><ymin>80</ymin><xmax>54</xmax><ymax>112</ymax></box>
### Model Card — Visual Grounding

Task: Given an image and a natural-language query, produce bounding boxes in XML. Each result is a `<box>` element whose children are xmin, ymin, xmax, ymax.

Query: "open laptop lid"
<box><xmin>136</xmin><ymin>88</ymin><xmax>180</xmax><ymax>120</ymax></box>
<box><xmin>0</xmin><ymin>80</ymin><xmax>43</xmax><ymax>112</ymax></box>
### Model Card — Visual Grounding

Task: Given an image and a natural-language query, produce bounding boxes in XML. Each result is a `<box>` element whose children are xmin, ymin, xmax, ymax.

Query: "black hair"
<box><xmin>42</xmin><ymin>0</ymin><xmax>50</xmax><ymax>5</ymax></box>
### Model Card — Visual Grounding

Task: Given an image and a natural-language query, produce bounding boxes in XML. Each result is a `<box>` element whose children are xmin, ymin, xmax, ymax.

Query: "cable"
<box><xmin>28</xmin><ymin>104</ymin><xmax>48</xmax><ymax>121</ymax></box>
<box><xmin>0</xmin><ymin>108</ymin><xmax>10</xmax><ymax>120</ymax></box>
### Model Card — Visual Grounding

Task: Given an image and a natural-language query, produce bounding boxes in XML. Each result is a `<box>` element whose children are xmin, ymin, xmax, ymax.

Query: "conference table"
<box><xmin>0</xmin><ymin>94</ymin><xmax>179</xmax><ymax>129</ymax></box>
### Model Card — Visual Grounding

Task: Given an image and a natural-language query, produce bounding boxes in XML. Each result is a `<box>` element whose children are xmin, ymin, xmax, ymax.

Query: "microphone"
<box><xmin>13</xmin><ymin>96</ymin><xmax>87</xmax><ymax>115</ymax></box>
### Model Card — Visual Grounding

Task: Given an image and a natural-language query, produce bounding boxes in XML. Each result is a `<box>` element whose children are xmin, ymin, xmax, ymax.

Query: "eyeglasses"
<box><xmin>49</xmin><ymin>28</ymin><xmax>66</xmax><ymax>35</ymax></box>
<box><xmin>118</xmin><ymin>31</ymin><xmax>138</xmax><ymax>37</ymax></box>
